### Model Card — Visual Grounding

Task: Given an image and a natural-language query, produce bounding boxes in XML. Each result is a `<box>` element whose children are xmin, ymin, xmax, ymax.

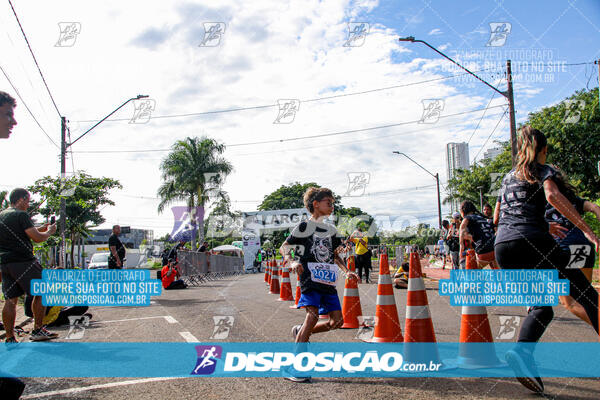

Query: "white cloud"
<box><xmin>428</xmin><ymin>28</ymin><xmax>443</xmax><ymax>35</ymax></box>
<box><xmin>0</xmin><ymin>0</ymin><xmax>514</xmax><ymax>236</ymax></box>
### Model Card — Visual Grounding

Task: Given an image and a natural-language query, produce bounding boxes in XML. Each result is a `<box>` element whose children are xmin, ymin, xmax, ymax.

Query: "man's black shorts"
<box><xmin>1</xmin><ymin>259</ymin><xmax>43</xmax><ymax>299</ymax></box>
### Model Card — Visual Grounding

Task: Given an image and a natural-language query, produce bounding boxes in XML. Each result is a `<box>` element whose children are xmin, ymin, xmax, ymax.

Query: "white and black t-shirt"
<box><xmin>284</xmin><ymin>220</ymin><xmax>342</xmax><ymax>294</ymax></box>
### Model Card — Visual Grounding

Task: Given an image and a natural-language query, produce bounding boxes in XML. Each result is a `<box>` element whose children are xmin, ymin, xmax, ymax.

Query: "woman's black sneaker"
<box><xmin>505</xmin><ymin>349</ymin><xmax>544</xmax><ymax>394</ymax></box>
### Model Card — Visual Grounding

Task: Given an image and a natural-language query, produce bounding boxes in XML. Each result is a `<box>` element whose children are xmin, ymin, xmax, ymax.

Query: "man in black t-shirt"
<box><xmin>108</xmin><ymin>225</ymin><xmax>126</xmax><ymax>269</ymax></box>
<box><xmin>0</xmin><ymin>188</ymin><xmax>57</xmax><ymax>343</ymax></box>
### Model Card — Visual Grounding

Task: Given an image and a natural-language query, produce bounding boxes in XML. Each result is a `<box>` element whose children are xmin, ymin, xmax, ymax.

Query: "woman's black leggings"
<box><xmin>495</xmin><ymin>235</ymin><xmax>599</xmax><ymax>342</ymax></box>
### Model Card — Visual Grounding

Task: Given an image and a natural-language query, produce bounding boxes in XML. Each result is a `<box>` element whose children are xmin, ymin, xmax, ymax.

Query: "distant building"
<box><xmin>446</xmin><ymin>142</ymin><xmax>470</xmax><ymax>213</ymax></box>
<box><xmin>85</xmin><ymin>227</ymin><xmax>153</xmax><ymax>249</ymax></box>
<box><xmin>483</xmin><ymin>147</ymin><xmax>503</xmax><ymax>161</ymax></box>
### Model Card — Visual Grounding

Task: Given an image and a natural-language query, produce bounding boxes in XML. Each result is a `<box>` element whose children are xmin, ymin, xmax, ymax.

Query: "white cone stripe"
<box><xmin>406</xmin><ymin>305</ymin><xmax>431</xmax><ymax>319</ymax></box>
<box><xmin>461</xmin><ymin>306</ymin><xmax>487</xmax><ymax>315</ymax></box>
<box><xmin>408</xmin><ymin>278</ymin><xmax>425</xmax><ymax>291</ymax></box>
<box><xmin>344</xmin><ymin>288</ymin><xmax>360</xmax><ymax>296</ymax></box>
<box><xmin>378</xmin><ymin>274</ymin><xmax>393</xmax><ymax>285</ymax></box>
<box><xmin>282</xmin><ymin>278</ymin><xmax>290</xmax><ymax>283</ymax></box>
<box><xmin>376</xmin><ymin>294</ymin><xmax>396</xmax><ymax>305</ymax></box>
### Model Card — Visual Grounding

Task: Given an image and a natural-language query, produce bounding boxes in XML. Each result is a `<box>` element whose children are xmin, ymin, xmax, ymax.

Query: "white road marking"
<box><xmin>179</xmin><ymin>331</ymin><xmax>199</xmax><ymax>342</ymax></box>
<box><xmin>20</xmin><ymin>377</ymin><xmax>181</xmax><ymax>399</ymax></box>
<box><xmin>90</xmin><ymin>315</ymin><xmax>178</xmax><ymax>325</ymax></box>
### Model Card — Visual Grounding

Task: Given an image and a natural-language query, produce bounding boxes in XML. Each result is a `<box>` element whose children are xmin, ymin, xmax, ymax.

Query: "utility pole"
<box><xmin>59</xmin><ymin>117</ymin><xmax>67</xmax><ymax>268</ymax></box>
<box><xmin>398</xmin><ymin>37</ymin><xmax>518</xmax><ymax>167</ymax></box>
<box><xmin>595</xmin><ymin>60</ymin><xmax>600</xmax><ymax>110</ymax></box>
<box><xmin>58</xmin><ymin>95</ymin><xmax>148</xmax><ymax>268</ymax></box>
<box><xmin>435</xmin><ymin>173</ymin><xmax>442</xmax><ymax>230</ymax></box>
<box><xmin>506</xmin><ymin>60</ymin><xmax>517</xmax><ymax>165</ymax></box>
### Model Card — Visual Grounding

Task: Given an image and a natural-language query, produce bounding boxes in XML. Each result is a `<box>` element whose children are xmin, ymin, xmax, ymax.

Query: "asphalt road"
<box><xmin>15</xmin><ymin>270</ymin><xmax>600</xmax><ymax>400</ymax></box>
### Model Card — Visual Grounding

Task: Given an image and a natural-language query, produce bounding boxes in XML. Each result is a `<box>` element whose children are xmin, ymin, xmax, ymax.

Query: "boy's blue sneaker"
<box><xmin>282</xmin><ymin>366</ymin><xmax>312</xmax><ymax>383</ymax></box>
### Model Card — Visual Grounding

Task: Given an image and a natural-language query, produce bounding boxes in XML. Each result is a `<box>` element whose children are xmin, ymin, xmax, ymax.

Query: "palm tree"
<box><xmin>157</xmin><ymin>137</ymin><xmax>233</xmax><ymax>249</ymax></box>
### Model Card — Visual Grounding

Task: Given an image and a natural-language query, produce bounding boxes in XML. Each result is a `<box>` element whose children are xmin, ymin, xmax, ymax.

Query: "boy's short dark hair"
<box><xmin>303</xmin><ymin>187</ymin><xmax>334</xmax><ymax>213</ymax></box>
<box><xmin>483</xmin><ymin>203</ymin><xmax>492</xmax><ymax>209</ymax></box>
<box><xmin>9</xmin><ymin>188</ymin><xmax>29</xmax><ymax>205</ymax></box>
<box><xmin>0</xmin><ymin>91</ymin><xmax>16</xmax><ymax>108</ymax></box>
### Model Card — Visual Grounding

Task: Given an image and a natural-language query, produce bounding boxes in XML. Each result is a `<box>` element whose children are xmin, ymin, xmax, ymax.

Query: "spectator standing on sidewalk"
<box><xmin>0</xmin><ymin>188</ymin><xmax>58</xmax><ymax>342</ymax></box>
<box><xmin>108</xmin><ymin>225</ymin><xmax>126</xmax><ymax>269</ymax></box>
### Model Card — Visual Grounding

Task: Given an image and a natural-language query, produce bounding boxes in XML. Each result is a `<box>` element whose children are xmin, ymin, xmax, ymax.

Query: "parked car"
<box><xmin>87</xmin><ymin>252</ymin><xmax>109</xmax><ymax>269</ymax></box>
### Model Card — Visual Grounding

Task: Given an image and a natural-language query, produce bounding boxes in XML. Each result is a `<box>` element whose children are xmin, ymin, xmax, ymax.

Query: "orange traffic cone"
<box><xmin>278</xmin><ymin>263</ymin><xmax>294</xmax><ymax>301</ymax></box>
<box><xmin>267</xmin><ymin>260</ymin><xmax>272</xmax><ymax>286</ymax></box>
<box><xmin>290</xmin><ymin>272</ymin><xmax>302</xmax><ymax>309</ymax></box>
<box><xmin>341</xmin><ymin>255</ymin><xmax>363</xmax><ymax>329</ymax></box>
<box><xmin>404</xmin><ymin>252</ymin><xmax>436</xmax><ymax>342</ymax></box>
<box><xmin>454</xmin><ymin>250</ymin><xmax>503</xmax><ymax>369</ymax></box>
<box><xmin>403</xmin><ymin>252</ymin><xmax>442</xmax><ymax>365</ymax></box>
<box><xmin>367</xmin><ymin>253</ymin><xmax>403</xmax><ymax>342</ymax></box>
<box><xmin>269</xmin><ymin>260</ymin><xmax>280</xmax><ymax>294</ymax></box>
<box><xmin>264</xmin><ymin>259</ymin><xmax>269</xmax><ymax>283</ymax></box>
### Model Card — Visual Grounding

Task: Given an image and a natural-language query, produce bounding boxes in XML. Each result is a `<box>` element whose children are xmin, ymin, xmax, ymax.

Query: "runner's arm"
<box><xmin>493</xmin><ymin>201</ymin><xmax>501</xmax><ymax>226</ymax></box>
<box><xmin>458</xmin><ymin>218</ymin><xmax>469</xmax><ymax>256</ymax></box>
<box><xmin>544</xmin><ymin>180</ymin><xmax>600</xmax><ymax>249</ymax></box>
<box><xmin>583</xmin><ymin>200</ymin><xmax>600</xmax><ymax>221</ymax></box>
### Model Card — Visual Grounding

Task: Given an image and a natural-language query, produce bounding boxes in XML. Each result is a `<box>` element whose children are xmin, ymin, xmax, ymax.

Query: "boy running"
<box><xmin>279</xmin><ymin>187</ymin><xmax>358</xmax><ymax>382</ymax></box>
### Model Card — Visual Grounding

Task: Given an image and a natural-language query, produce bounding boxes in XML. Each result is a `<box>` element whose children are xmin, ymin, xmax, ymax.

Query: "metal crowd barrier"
<box><xmin>177</xmin><ymin>250</ymin><xmax>244</xmax><ymax>286</ymax></box>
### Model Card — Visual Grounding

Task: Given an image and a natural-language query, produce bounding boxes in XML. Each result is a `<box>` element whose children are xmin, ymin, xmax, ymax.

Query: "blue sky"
<box><xmin>1</xmin><ymin>0</ymin><xmax>599</xmax><ymax>235</ymax></box>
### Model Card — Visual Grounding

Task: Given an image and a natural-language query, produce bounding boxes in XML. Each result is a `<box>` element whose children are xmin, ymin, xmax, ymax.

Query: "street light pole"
<box><xmin>58</xmin><ymin>94</ymin><xmax>148</xmax><ymax>268</ymax></box>
<box><xmin>398</xmin><ymin>37</ymin><xmax>517</xmax><ymax>167</ymax></box>
<box><xmin>392</xmin><ymin>151</ymin><xmax>442</xmax><ymax>230</ymax></box>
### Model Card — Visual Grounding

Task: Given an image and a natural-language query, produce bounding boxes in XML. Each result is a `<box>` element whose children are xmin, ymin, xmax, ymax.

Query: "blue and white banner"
<box><xmin>30</xmin><ymin>269</ymin><xmax>161</xmax><ymax>307</ymax></box>
<box><xmin>439</xmin><ymin>269</ymin><xmax>570</xmax><ymax>306</ymax></box>
<box><xmin>1</xmin><ymin>342</ymin><xmax>599</xmax><ymax>378</ymax></box>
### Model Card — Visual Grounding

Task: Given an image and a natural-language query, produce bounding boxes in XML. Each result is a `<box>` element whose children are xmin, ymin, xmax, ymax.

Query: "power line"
<box><xmin>72</xmin><ymin>68</ymin><xmax>501</xmax><ymax>123</ymax></box>
<box><xmin>7</xmin><ymin>0</ymin><xmax>62</xmax><ymax>118</ymax></box>
<box><xmin>73</xmin><ymin>104</ymin><xmax>507</xmax><ymax>154</ymax></box>
<box><xmin>228</xmin><ymin>111</ymin><xmax>506</xmax><ymax>158</ymax></box>
<box><xmin>466</xmin><ymin>78</ymin><xmax>503</xmax><ymax>144</ymax></box>
<box><xmin>472</xmin><ymin>110</ymin><xmax>508</xmax><ymax>162</ymax></box>
<box><xmin>0</xmin><ymin>63</ymin><xmax>59</xmax><ymax>148</ymax></box>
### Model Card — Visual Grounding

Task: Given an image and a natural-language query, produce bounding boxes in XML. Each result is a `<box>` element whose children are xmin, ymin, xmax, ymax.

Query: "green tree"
<box><xmin>157</xmin><ymin>137</ymin><xmax>233</xmax><ymax>249</ymax></box>
<box><xmin>527</xmin><ymin>87</ymin><xmax>600</xmax><ymax>199</ymax></box>
<box><xmin>28</xmin><ymin>173</ymin><xmax>122</xmax><ymax>268</ymax></box>
<box><xmin>258</xmin><ymin>182</ymin><xmax>375</xmax><ymax>247</ymax></box>
<box><xmin>445</xmin><ymin>88</ymin><xmax>600</xmax><ymax>206</ymax></box>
